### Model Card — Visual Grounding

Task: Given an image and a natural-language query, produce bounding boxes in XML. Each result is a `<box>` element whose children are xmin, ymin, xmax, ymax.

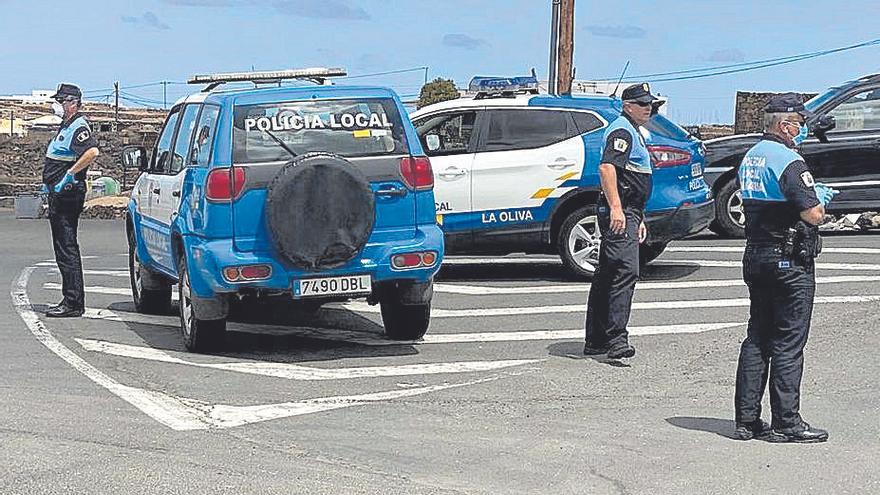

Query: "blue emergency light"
<box><xmin>469</xmin><ymin>76</ymin><xmax>539</xmax><ymax>97</ymax></box>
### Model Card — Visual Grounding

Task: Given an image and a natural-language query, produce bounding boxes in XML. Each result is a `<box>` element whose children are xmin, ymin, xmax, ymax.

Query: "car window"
<box><xmin>232</xmin><ymin>98</ymin><xmax>407</xmax><ymax>163</ymax></box>
<box><xmin>170</xmin><ymin>104</ymin><xmax>201</xmax><ymax>174</ymax></box>
<box><xmin>481</xmin><ymin>109</ymin><xmax>576</xmax><ymax>152</ymax></box>
<box><xmin>191</xmin><ymin>105</ymin><xmax>220</xmax><ymax>167</ymax></box>
<box><xmin>415</xmin><ymin>111</ymin><xmax>476</xmax><ymax>156</ymax></box>
<box><xmin>644</xmin><ymin>114</ymin><xmax>691</xmax><ymax>141</ymax></box>
<box><xmin>827</xmin><ymin>88</ymin><xmax>880</xmax><ymax>132</ymax></box>
<box><xmin>570</xmin><ymin>111</ymin><xmax>604</xmax><ymax>135</ymax></box>
<box><xmin>151</xmin><ymin>107</ymin><xmax>181</xmax><ymax>174</ymax></box>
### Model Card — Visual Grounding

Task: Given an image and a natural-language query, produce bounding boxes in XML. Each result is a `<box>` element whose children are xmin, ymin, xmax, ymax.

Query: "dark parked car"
<box><xmin>704</xmin><ymin>74</ymin><xmax>880</xmax><ymax>237</ymax></box>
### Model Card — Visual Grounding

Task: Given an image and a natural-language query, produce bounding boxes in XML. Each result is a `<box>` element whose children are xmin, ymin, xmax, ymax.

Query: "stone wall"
<box><xmin>734</xmin><ymin>92</ymin><xmax>818</xmax><ymax>134</ymax></box>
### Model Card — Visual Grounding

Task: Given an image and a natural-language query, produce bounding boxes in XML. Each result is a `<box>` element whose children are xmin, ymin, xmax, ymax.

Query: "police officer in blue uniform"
<box><xmin>584</xmin><ymin>83</ymin><xmax>663</xmax><ymax>359</ymax></box>
<box><xmin>733</xmin><ymin>93</ymin><xmax>835</xmax><ymax>443</ymax></box>
<box><xmin>43</xmin><ymin>83</ymin><xmax>100</xmax><ymax>318</ymax></box>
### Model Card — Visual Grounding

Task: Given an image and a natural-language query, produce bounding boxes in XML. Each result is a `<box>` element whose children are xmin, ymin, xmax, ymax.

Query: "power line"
<box><xmin>340</xmin><ymin>66</ymin><xmax>428</xmax><ymax>80</ymax></box>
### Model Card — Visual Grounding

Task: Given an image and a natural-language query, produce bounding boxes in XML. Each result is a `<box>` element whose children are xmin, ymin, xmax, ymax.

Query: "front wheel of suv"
<box><xmin>558</xmin><ymin>205</ymin><xmax>601</xmax><ymax>279</ymax></box>
<box><xmin>711</xmin><ymin>179</ymin><xmax>746</xmax><ymax>238</ymax></box>
<box><xmin>178</xmin><ymin>256</ymin><xmax>226</xmax><ymax>353</ymax></box>
<box><xmin>380</xmin><ymin>296</ymin><xmax>431</xmax><ymax>341</ymax></box>
<box><xmin>128</xmin><ymin>230</ymin><xmax>171</xmax><ymax>315</ymax></box>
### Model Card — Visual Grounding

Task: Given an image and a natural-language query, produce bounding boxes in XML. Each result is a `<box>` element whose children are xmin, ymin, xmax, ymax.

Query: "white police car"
<box><xmin>411</xmin><ymin>76</ymin><xmax>714</xmax><ymax>277</ymax></box>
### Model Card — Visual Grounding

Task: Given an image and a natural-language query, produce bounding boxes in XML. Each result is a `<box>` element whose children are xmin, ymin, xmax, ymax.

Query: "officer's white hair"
<box><xmin>764</xmin><ymin>112</ymin><xmax>800</xmax><ymax>132</ymax></box>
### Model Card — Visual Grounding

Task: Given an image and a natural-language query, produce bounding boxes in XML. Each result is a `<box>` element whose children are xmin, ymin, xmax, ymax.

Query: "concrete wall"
<box><xmin>734</xmin><ymin>92</ymin><xmax>817</xmax><ymax>134</ymax></box>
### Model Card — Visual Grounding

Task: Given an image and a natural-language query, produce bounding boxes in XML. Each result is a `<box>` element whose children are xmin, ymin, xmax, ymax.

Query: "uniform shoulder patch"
<box><xmin>613</xmin><ymin>137</ymin><xmax>628</xmax><ymax>153</ymax></box>
<box><xmin>76</xmin><ymin>130</ymin><xmax>91</xmax><ymax>143</ymax></box>
<box><xmin>800</xmin><ymin>171</ymin><xmax>815</xmax><ymax>187</ymax></box>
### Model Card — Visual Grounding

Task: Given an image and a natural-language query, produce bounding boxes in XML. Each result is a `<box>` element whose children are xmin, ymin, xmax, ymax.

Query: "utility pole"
<box><xmin>547</xmin><ymin>0</ymin><xmax>575</xmax><ymax>95</ymax></box>
<box><xmin>162</xmin><ymin>81</ymin><xmax>168</xmax><ymax>109</ymax></box>
<box><xmin>423</xmin><ymin>66</ymin><xmax>429</xmax><ymax>86</ymax></box>
<box><xmin>114</xmin><ymin>81</ymin><xmax>120</xmax><ymax>129</ymax></box>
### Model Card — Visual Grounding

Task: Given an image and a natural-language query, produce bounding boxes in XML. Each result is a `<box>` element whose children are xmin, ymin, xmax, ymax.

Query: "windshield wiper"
<box><xmin>264</xmin><ymin>129</ymin><xmax>298</xmax><ymax>158</ymax></box>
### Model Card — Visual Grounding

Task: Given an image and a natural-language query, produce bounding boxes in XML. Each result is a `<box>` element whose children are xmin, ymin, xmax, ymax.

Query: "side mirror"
<box><xmin>811</xmin><ymin>115</ymin><xmax>836</xmax><ymax>143</ymax></box>
<box><xmin>424</xmin><ymin>134</ymin><xmax>441</xmax><ymax>152</ymax></box>
<box><xmin>121</xmin><ymin>145</ymin><xmax>148</xmax><ymax>172</ymax></box>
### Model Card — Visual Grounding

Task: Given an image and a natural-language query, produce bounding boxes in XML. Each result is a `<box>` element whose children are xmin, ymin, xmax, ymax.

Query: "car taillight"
<box><xmin>206</xmin><ymin>167</ymin><xmax>246</xmax><ymax>201</ymax></box>
<box><xmin>223</xmin><ymin>264</ymin><xmax>272</xmax><ymax>282</ymax></box>
<box><xmin>400</xmin><ymin>156</ymin><xmax>433</xmax><ymax>190</ymax></box>
<box><xmin>391</xmin><ymin>251</ymin><xmax>438</xmax><ymax>270</ymax></box>
<box><xmin>647</xmin><ymin>146</ymin><xmax>692</xmax><ymax>168</ymax></box>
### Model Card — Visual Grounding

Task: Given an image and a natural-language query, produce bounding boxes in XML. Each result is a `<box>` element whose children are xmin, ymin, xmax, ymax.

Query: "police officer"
<box><xmin>43</xmin><ymin>83</ymin><xmax>100</xmax><ymax>318</ymax></box>
<box><xmin>733</xmin><ymin>93</ymin><xmax>835</xmax><ymax>443</ymax></box>
<box><xmin>584</xmin><ymin>83</ymin><xmax>663</xmax><ymax>359</ymax></box>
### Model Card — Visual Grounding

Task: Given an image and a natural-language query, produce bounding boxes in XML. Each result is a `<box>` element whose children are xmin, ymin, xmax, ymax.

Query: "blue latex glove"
<box><xmin>814</xmin><ymin>183</ymin><xmax>839</xmax><ymax>206</ymax></box>
<box><xmin>53</xmin><ymin>172</ymin><xmax>77</xmax><ymax>193</ymax></box>
<box><xmin>39</xmin><ymin>183</ymin><xmax>49</xmax><ymax>194</ymax></box>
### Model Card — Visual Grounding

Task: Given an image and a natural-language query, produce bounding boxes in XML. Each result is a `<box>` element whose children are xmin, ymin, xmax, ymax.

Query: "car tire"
<box><xmin>128</xmin><ymin>230</ymin><xmax>171</xmax><ymax>315</ymax></box>
<box><xmin>380</xmin><ymin>294</ymin><xmax>431</xmax><ymax>341</ymax></box>
<box><xmin>558</xmin><ymin>205</ymin><xmax>601</xmax><ymax>279</ymax></box>
<box><xmin>177</xmin><ymin>256</ymin><xmax>226</xmax><ymax>353</ymax></box>
<box><xmin>711</xmin><ymin>179</ymin><xmax>746</xmax><ymax>238</ymax></box>
<box><xmin>639</xmin><ymin>241</ymin><xmax>668</xmax><ymax>266</ymax></box>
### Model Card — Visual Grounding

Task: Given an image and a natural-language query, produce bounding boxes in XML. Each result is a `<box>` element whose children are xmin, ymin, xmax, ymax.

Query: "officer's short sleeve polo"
<box><xmin>779</xmin><ymin>160</ymin><xmax>821</xmax><ymax>211</ymax></box>
<box><xmin>600</xmin><ymin>128</ymin><xmax>633</xmax><ymax>169</ymax></box>
<box><xmin>69</xmin><ymin>125</ymin><xmax>98</xmax><ymax>157</ymax></box>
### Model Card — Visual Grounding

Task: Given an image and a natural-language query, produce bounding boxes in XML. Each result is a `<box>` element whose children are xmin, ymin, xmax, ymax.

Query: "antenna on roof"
<box><xmin>188</xmin><ymin>67</ymin><xmax>348</xmax><ymax>92</ymax></box>
<box><xmin>611</xmin><ymin>61</ymin><xmax>630</xmax><ymax>98</ymax></box>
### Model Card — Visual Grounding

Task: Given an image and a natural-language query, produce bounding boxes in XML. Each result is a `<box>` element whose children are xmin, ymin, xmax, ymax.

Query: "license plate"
<box><xmin>691</xmin><ymin>163</ymin><xmax>703</xmax><ymax>177</ymax></box>
<box><xmin>293</xmin><ymin>274</ymin><xmax>372</xmax><ymax>298</ymax></box>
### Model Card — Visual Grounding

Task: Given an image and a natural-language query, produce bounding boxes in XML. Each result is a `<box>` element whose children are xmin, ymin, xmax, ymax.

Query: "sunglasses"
<box><xmin>627</xmin><ymin>100</ymin><xmax>652</xmax><ymax>107</ymax></box>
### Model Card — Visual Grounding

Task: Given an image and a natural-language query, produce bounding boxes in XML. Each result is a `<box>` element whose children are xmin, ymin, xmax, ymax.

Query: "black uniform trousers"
<box><xmin>585</xmin><ymin>205</ymin><xmax>642</xmax><ymax>348</ymax></box>
<box><xmin>735</xmin><ymin>244</ymin><xmax>815</xmax><ymax>429</ymax></box>
<box><xmin>47</xmin><ymin>186</ymin><xmax>86</xmax><ymax>310</ymax></box>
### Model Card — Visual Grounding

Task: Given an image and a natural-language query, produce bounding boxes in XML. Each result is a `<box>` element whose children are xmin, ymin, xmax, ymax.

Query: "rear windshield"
<box><xmin>233</xmin><ymin>98</ymin><xmax>407</xmax><ymax>163</ymax></box>
<box><xmin>644</xmin><ymin>114</ymin><xmax>691</xmax><ymax>141</ymax></box>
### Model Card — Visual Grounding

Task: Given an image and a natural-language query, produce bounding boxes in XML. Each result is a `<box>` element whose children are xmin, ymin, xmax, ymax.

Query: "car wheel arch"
<box><xmin>548</xmin><ymin>189</ymin><xmax>601</xmax><ymax>244</ymax></box>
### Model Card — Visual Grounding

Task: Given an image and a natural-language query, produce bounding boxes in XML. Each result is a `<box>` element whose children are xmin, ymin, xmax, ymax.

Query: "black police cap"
<box><xmin>621</xmin><ymin>82</ymin><xmax>660</xmax><ymax>103</ymax></box>
<box><xmin>51</xmin><ymin>83</ymin><xmax>82</xmax><ymax>101</ymax></box>
<box><xmin>764</xmin><ymin>92</ymin><xmax>813</xmax><ymax>118</ymax></box>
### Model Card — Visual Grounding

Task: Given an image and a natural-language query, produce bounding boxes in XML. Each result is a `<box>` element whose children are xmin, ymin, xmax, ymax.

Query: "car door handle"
<box><xmin>548</xmin><ymin>159</ymin><xmax>577</xmax><ymax>170</ymax></box>
<box><xmin>438</xmin><ymin>169</ymin><xmax>467</xmax><ymax>179</ymax></box>
<box><xmin>375</xmin><ymin>186</ymin><xmax>407</xmax><ymax>198</ymax></box>
<box><xmin>152</xmin><ymin>187</ymin><xmax>161</xmax><ymax>194</ymax></box>
<box><xmin>171</xmin><ymin>190</ymin><xmax>181</xmax><ymax>198</ymax></box>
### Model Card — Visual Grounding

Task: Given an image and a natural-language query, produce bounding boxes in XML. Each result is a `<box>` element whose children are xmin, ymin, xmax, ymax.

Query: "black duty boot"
<box><xmin>768</xmin><ymin>422</ymin><xmax>829</xmax><ymax>444</ymax></box>
<box><xmin>733</xmin><ymin>419</ymin><xmax>771</xmax><ymax>440</ymax></box>
<box><xmin>583</xmin><ymin>343</ymin><xmax>610</xmax><ymax>356</ymax></box>
<box><xmin>607</xmin><ymin>342</ymin><xmax>635</xmax><ymax>359</ymax></box>
<box><xmin>45</xmin><ymin>304</ymin><xmax>84</xmax><ymax>318</ymax></box>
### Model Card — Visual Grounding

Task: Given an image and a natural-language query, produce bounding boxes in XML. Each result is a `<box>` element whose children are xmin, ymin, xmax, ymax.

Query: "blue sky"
<box><xmin>1</xmin><ymin>0</ymin><xmax>878</xmax><ymax>124</ymax></box>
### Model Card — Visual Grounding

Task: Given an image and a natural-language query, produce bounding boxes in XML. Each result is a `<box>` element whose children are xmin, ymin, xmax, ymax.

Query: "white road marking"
<box><xmin>443</xmin><ymin>257</ymin><xmax>560</xmax><ymax>265</ymax></box>
<box><xmin>44</xmin><ymin>283</ymin><xmax>178</xmax><ymax>300</ymax></box>
<box><xmin>75</xmin><ymin>338</ymin><xmax>540</xmax><ymax>380</ymax></box>
<box><xmin>13</xmin><ymin>266</ymin><xmax>525</xmax><ymax>430</ymax></box>
<box><xmin>49</xmin><ymin>269</ymin><xmax>129</xmax><ymax>277</ymax></box>
<box><xmin>420</xmin><ymin>323</ymin><xmax>744</xmax><ymax>343</ymax></box>
<box><xmin>343</xmin><ymin>294</ymin><xmax>880</xmax><ymax>318</ymax></box>
<box><xmin>665</xmin><ymin>246</ymin><xmax>880</xmax><ymax>255</ymax></box>
<box><xmin>653</xmin><ymin>260</ymin><xmax>880</xmax><ymax>271</ymax></box>
<box><xmin>435</xmin><ymin>275</ymin><xmax>880</xmax><ymax>295</ymax></box>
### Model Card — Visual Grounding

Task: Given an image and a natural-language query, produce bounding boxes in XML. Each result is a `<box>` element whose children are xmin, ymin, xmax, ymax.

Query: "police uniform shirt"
<box><xmin>43</xmin><ymin>113</ymin><xmax>98</xmax><ymax>186</ymax></box>
<box><xmin>599</xmin><ymin>113</ymin><xmax>653</xmax><ymax>210</ymax></box>
<box><xmin>739</xmin><ymin>133</ymin><xmax>821</xmax><ymax>243</ymax></box>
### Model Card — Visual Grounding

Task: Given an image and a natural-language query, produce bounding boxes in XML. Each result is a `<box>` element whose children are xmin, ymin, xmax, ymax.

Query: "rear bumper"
<box><xmin>183</xmin><ymin>224</ymin><xmax>444</xmax><ymax>299</ymax></box>
<box><xmin>645</xmin><ymin>199</ymin><xmax>715</xmax><ymax>243</ymax></box>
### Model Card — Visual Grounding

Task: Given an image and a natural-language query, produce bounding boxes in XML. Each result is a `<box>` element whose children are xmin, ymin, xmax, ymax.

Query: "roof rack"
<box><xmin>470</xmin><ymin>75</ymin><xmax>539</xmax><ymax>99</ymax></box>
<box><xmin>188</xmin><ymin>67</ymin><xmax>348</xmax><ymax>92</ymax></box>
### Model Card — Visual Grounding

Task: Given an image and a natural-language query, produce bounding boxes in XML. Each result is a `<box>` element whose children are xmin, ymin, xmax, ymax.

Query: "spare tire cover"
<box><xmin>266</xmin><ymin>153</ymin><xmax>375</xmax><ymax>270</ymax></box>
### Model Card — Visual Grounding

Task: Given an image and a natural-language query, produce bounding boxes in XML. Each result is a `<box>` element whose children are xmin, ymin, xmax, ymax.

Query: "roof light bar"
<box><xmin>189</xmin><ymin>67</ymin><xmax>348</xmax><ymax>91</ymax></box>
<box><xmin>469</xmin><ymin>76</ymin><xmax>539</xmax><ymax>98</ymax></box>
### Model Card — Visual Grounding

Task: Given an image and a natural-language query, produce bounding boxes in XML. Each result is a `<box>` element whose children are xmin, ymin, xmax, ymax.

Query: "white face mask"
<box><xmin>52</xmin><ymin>102</ymin><xmax>65</xmax><ymax>117</ymax></box>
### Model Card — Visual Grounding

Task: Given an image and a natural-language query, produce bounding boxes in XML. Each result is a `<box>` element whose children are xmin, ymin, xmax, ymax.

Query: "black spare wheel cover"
<box><xmin>266</xmin><ymin>153</ymin><xmax>375</xmax><ymax>270</ymax></box>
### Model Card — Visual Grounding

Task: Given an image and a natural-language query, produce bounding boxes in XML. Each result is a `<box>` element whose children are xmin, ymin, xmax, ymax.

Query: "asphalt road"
<box><xmin>1</xmin><ymin>211</ymin><xmax>878</xmax><ymax>495</ymax></box>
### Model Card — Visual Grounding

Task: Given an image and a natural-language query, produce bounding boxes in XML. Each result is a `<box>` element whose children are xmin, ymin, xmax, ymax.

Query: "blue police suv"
<box><xmin>122</xmin><ymin>69</ymin><xmax>443</xmax><ymax>352</ymax></box>
<box><xmin>411</xmin><ymin>76</ymin><xmax>714</xmax><ymax>278</ymax></box>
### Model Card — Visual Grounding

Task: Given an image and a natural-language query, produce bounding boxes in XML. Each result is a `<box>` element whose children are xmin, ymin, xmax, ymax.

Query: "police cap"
<box><xmin>51</xmin><ymin>83</ymin><xmax>82</xmax><ymax>102</ymax></box>
<box><xmin>764</xmin><ymin>92</ymin><xmax>813</xmax><ymax>118</ymax></box>
<box><xmin>621</xmin><ymin>82</ymin><xmax>660</xmax><ymax>103</ymax></box>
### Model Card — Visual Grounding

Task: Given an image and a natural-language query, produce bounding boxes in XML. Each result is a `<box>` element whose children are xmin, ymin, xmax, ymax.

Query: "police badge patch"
<box><xmin>613</xmin><ymin>138</ymin><xmax>628</xmax><ymax>152</ymax></box>
<box><xmin>77</xmin><ymin>130</ymin><xmax>90</xmax><ymax>143</ymax></box>
<box><xmin>800</xmin><ymin>171</ymin><xmax>815</xmax><ymax>187</ymax></box>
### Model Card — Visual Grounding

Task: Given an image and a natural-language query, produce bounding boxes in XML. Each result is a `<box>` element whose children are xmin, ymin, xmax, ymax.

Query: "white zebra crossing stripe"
<box><xmin>665</xmin><ymin>246</ymin><xmax>880</xmax><ymax>255</ymax></box>
<box><xmin>75</xmin><ymin>338</ymin><xmax>541</xmax><ymax>379</ymax></box>
<box><xmin>343</xmin><ymin>294</ymin><xmax>880</xmax><ymax>318</ymax></box>
<box><xmin>653</xmin><ymin>260</ymin><xmax>880</xmax><ymax>271</ymax></box>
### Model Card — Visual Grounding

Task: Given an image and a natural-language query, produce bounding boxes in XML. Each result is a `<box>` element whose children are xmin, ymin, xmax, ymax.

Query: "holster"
<box><xmin>794</xmin><ymin>221</ymin><xmax>822</xmax><ymax>263</ymax></box>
